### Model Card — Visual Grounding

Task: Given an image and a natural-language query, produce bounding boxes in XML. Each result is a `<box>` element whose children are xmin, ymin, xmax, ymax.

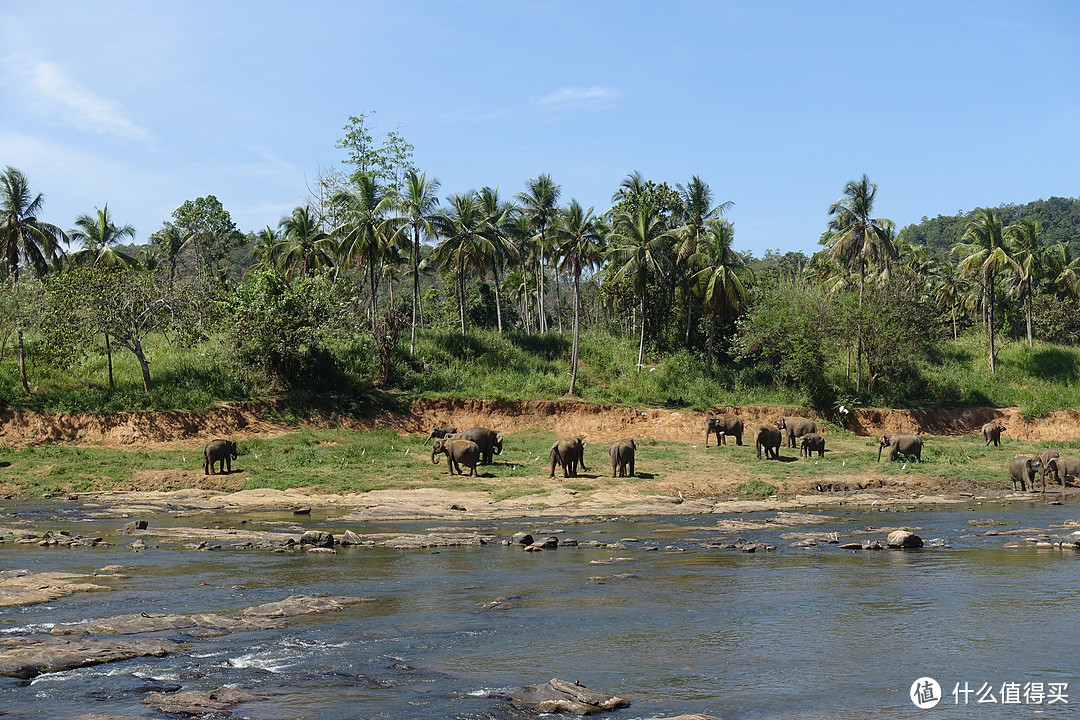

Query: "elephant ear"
<box><xmin>631</xmin><ymin>439</ymin><xmax>638</xmax><ymax>449</ymax></box>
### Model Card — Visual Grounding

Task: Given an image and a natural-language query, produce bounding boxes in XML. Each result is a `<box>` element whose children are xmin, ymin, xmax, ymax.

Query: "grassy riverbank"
<box><xmin>0</xmin><ymin>424</ymin><xmax>1069</xmax><ymax>501</ymax></box>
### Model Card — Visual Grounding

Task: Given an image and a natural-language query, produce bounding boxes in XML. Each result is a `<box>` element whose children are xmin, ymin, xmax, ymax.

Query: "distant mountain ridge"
<box><xmin>898</xmin><ymin>196</ymin><xmax>1080</xmax><ymax>258</ymax></box>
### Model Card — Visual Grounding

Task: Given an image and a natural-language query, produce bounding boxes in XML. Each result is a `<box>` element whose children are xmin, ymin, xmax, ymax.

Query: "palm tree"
<box><xmin>606</xmin><ymin>201</ymin><xmax>674</xmax><ymax>371</ymax></box>
<box><xmin>555</xmin><ymin>200</ymin><xmax>604</xmax><ymax>396</ymax></box>
<box><xmin>0</xmin><ymin>167</ymin><xmax>66</xmax><ymax>394</ymax></box>
<box><xmin>1005</xmin><ymin>217</ymin><xmax>1045</xmax><ymax>347</ymax></box>
<box><xmin>516</xmin><ymin>174</ymin><xmax>560</xmax><ymax>333</ymax></box>
<box><xmin>333</xmin><ymin>177</ymin><xmax>397</xmax><ymax>333</ymax></box>
<box><xmin>822</xmin><ymin>174</ymin><xmax>896</xmax><ymax>392</ymax></box>
<box><xmin>927</xmin><ymin>257</ymin><xmax>965</xmax><ymax>341</ymax></box>
<box><xmin>475</xmin><ymin>187</ymin><xmax>518</xmax><ymax>334</ymax></box>
<box><xmin>507</xmin><ymin>214</ymin><xmax>538</xmax><ymax>333</ymax></box>
<box><xmin>689</xmin><ymin>220</ymin><xmax>752</xmax><ymax>373</ymax></box>
<box><xmin>953</xmin><ymin>207</ymin><xmax>1015</xmax><ymax>373</ymax></box>
<box><xmin>271</xmin><ymin>206</ymin><xmax>337</xmax><ymax>281</ymax></box>
<box><xmin>69</xmin><ymin>205</ymin><xmax>137</xmax><ymax>267</ymax></box>
<box><xmin>674</xmin><ymin>176</ymin><xmax>733</xmax><ymax>343</ymax></box>
<box><xmin>148</xmin><ymin>223</ymin><xmax>189</xmax><ymax>283</ymax></box>
<box><xmin>394</xmin><ymin>169</ymin><xmax>440</xmax><ymax>355</ymax></box>
<box><xmin>1045</xmin><ymin>241</ymin><xmax>1080</xmax><ymax>299</ymax></box>
<box><xmin>431</xmin><ymin>192</ymin><xmax>484</xmax><ymax>335</ymax></box>
<box><xmin>68</xmin><ymin>205</ymin><xmax>138</xmax><ymax>390</ymax></box>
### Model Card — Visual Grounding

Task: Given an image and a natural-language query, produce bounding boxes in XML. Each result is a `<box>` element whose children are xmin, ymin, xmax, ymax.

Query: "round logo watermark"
<box><xmin>911</xmin><ymin>677</ymin><xmax>942</xmax><ymax>709</ymax></box>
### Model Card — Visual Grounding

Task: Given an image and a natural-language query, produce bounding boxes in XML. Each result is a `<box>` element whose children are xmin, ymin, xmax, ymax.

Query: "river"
<box><xmin>0</xmin><ymin>500</ymin><xmax>1076</xmax><ymax>719</ymax></box>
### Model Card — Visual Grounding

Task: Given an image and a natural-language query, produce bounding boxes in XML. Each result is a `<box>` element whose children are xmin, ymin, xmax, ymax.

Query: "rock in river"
<box><xmin>493</xmin><ymin>678</ymin><xmax>630</xmax><ymax>715</ymax></box>
<box><xmin>886</xmin><ymin>530</ymin><xmax>924</xmax><ymax>549</ymax></box>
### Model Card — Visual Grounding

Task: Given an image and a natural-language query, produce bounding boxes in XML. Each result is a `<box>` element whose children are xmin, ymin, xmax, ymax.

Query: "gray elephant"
<box><xmin>550</xmin><ymin>436</ymin><xmax>588</xmax><ymax>478</ymax></box>
<box><xmin>1041</xmin><ymin>448</ymin><xmax>1062</xmax><ymax>491</ymax></box>
<box><xmin>609</xmin><ymin>439</ymin><xmax>637</xmax><ymax>477</ymax></box>
<box><xmin>203</xmin><ymin>439</ymin><xmax>237</xmax><ymax>475</ymax></box>
<box><xmin>1045</xmin><ymin>455</ymin><xmax>1080</xmax><ymax>495</ymax></box>
<box><xmin>775</xmin><ymin>416</ymin><xmax>818</xmax><ymax>448</ymax></box>
<box><xmin>754</xmin><ymin>425</ymin><xmax>781</xmax><ymax>460</ymax></box>
<box><xmin>461</xmin><ymin>426</ymin><xmax>503</xmax><ymax>464</ymax></box>
<box><xmin>1008</xmin><ymin>455</ymin><xmax>1043</xmax><ymax>492</ymax></box>
<box><xmin>431</xmin><ymin>438</ymin><xmax>480</xmax><ymax>476</ymax></box>
<box><xmin>706</xmin><ymin>415</ymin><xmax>744</xmax><ymax>446</ymax></box>
<box><xmin>424</xmin><ymin>426</ymin><xmax>458</xmax><ymax>445</ymax></box>
<box><xmin>877</xmin><ymin>434</ymin><xmax>923</xmax><ymax>463</ymax></box>
<box><xmin>982</xmin><ymin>422</ymin><xmax>1006</xmax><ymax>447</ymax></box>
<box><xmin>800</xmin><ymin>432</ymin><xmax>825</xmax><ymax>458</ymax></box>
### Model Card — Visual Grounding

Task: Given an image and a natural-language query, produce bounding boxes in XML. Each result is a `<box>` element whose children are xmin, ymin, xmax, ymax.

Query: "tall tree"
<box><xmin>675</xmin><ymin>176</ymin><xmax>733</xmax><ymax>343</ymax></box>
<box><xmin>148</xmin><ymin>223</ymin><xmax>188</xmax><ymax>283</ymax></box>
<box><xmin>606</xmin><ymin>201</ymin><xmax>674</xmax><ymax>371</ymax></box>
<box><xmin>689</xmin><ymin>220</ymin><xmax>752</xmax><ymax>373</ymax></box>
<box><xmin>1046</xmin><ymin>241</ymin><xmax>1080</xmax><ymax>299</ymax></box>
<box><xmin>431</xmin><ymin>192</ymin><xmax>484</xmax><ymax>335</ymax></box>
<box><xmin>954</xmin><ymin>207</ymin><xmax>1015</xmax><ymax>373</ymax></box>
<box><xmin>333</xmin><ymin>176</ymin><xmax>397</xmax><ymax>333</ymax></box>
<box><xmin>69</xmin><ymin>205</ymin><xmax>136</xmax><ymax>267</ymax></box>
<box><xmin>822</xmin><ymin>174</ymin><xmax>895</xmax><ymax>392</ymax></box>
<box><xmin>68</xmin><ymin>205</ymin><xmax>137</xmax><ymax>389</ymax></box>
<box><xmin>555</xmin><ymin>200</ymin><xmax>604</xmax><ymax>396</ymax></box>
<box><xmin>394</xmin><ymin>169</ymin><xmax>440</xmax><ymax>354</ymax></box>
<box><xmin>1005</xmin><ymin>217</ymin><xmax>1045</xmax><ymax>347</ymax></box>
<box><xmin>516</xmin><ymin>174</ymin><xmax>561</xmax><ymax>333</ymax></box>
<box><xmin>0</xmin><ymin>167</ymin><xmax>66</xmax><ymax>393</ymax></box>
<box><xmin>171</xmin><ymin>195</ymin><xmax>239</xmax><ymax>277</ymax></box>
<box><xmin>271</xmin><ymin>206</ymin><xmax>337</xmax><ymax>280</ymax></box>
<box><xmin>476</xmin><ymin>187</ymin><xmax>517</xmax><ymax>334</ymax></box>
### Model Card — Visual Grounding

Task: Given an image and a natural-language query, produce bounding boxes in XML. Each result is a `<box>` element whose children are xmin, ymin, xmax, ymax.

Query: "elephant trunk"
<box><xmin>431</xmin><ymin>446</ymin><xmax>440</xmax><ymax>465</ymax></box>
<box><xmin>877</xmin><ymin>443</ymin><xmax>884</xmax><ymax>463</ymax></box>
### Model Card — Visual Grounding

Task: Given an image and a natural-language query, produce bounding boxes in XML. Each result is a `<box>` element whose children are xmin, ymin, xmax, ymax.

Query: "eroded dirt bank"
<box><xmin>0</xmin><ymin>399</ymin><xmax>1076</xmax><ymax>450</ymax></box>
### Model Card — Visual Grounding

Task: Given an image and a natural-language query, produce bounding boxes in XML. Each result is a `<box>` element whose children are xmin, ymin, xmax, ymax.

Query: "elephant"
<box><xmin>800</xmin><ymin>432</ymin><xmax>825</xmax><ymax>458</ymax></box>
<box><xmin>430</xmin><ymin>438</ymin><xmax>480</xmax><ymax>476</ymax></box>
<box><xmin>460</xmin><ymin>426</ymin><xmax>503</xmax><ymax>464</ymax></box>
<box><xmin>609</xmin><ymin>439</ymin><xmax>637</xmax><ymax>477</ymax></box>
<box><xmin>775</xmin><ymin>416</ymin><xmax>818</xmax><ymax>448</ymax></box>
<box><xmin>1008</xmin><ymin>455</ymin><xmax>1043</xmax><ymax>492</ymax></box>
<box><xmin>754</xmin><ymin>425</ymin><xmax>782</xmax><ymax>460</ymax></box>
<box><xmin>424</xmin><ymin>426</ymin><xmax>458</xmax><ymax>445</ymax></box>
<box><xmin>203</xmin><ymin>439</ymin><xmax>238</xmax><ymax>475</ymax></box>
<box><xmin>877</xmin><ymin>434</ymin><xmax>923</xmax><ymax>463</ymax></box>
<box><xmin>1041</xmin><ymin>448</ymin><xmax>1062</xmax><ymax>491</ymax></box>
<box><xmin>705</xmin><ymin>415</ymin><xmax>744</xmax><ymax>446</ymax></box>
<box><xmin>982</xmin><ymin>422</ymin><xmax>1006</xmax><ymax>447</ymax></box>
<box><xmin>1045</xmin><ymin>455</ymin><xmax>1080</xmax><ymax>495</ymax></box>
<box><xmin>550</xmin><ymin>436</ymin><xmax>588</xmax><ymax>478</ymax></box>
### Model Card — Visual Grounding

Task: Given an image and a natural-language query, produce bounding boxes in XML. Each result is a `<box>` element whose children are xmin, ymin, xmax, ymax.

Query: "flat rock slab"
<box><xmin>0</xmin><ymin>636</ymin><xmax>179</xmax><ymax>679</ymax></box>
<box><xmin>145</xmin><ymin>688</ymin><xmax>264</xmax><ymax>716</ymax></box>
<box><xmin>0</xmin><ymin>570</ymin><xmax>110</xmax><ymax>608</ymax></box>
<box><xmin>242</xmin><ymin>594</ymin><xmax>374</xmax><ymax>619</ymax></box>
<box><xmin>494</xmin><ymin>678</ymin><xmax>630</xmax><ymax>715</ymax></box>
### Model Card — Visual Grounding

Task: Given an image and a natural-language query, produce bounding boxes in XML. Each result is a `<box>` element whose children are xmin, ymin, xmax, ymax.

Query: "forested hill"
<box><xmin>898</xmin><ymin>196</ymin><xmax>1080</xmax><ymax>258</ymax></box>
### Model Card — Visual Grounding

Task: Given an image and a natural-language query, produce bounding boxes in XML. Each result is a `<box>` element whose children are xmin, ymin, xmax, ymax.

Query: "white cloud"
<box><xmin>14</xmin><ymin>56</ymin><xmax>155</xmax><ymax>146</ymax></box>
<box><xmin>531</xmin><ymin>86</ymin><xmax>623</xmax><ymax>113</ymax></box>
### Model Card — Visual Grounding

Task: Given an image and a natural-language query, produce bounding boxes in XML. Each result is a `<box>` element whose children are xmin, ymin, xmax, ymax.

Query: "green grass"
<box><xmin>0</xmin><ymin>425</ymin><xmax>1072</xmax><ymax>499</ymax></box>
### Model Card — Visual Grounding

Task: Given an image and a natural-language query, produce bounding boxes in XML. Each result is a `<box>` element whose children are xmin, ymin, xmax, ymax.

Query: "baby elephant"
<box><xmin>609</xmin><ymin>439</ymin><xmax>637</xmax><ymax>477</ymax></box>
<box><xmin>982</xmin><ymin>422</ymin><xmax>1006</xmax><ymax>446</ymax></box>
<box><xmin>424</xmin><ymin>426</ymin><xmax>458</xmax><ymax>445</ymax></box>
<box><xmin>800</xmin><ymin>432</ymin><xmax>825</xmax><ymax>458</ymax></box>
<box><xmin>430</xmin><ymin>438</ymin><xmax>479</xmax><ymax>476</ymax></box>
<box><xmin>204</xmin><ymin>439</ymin><xmax>238</xmax><ymax>475</ymax></box>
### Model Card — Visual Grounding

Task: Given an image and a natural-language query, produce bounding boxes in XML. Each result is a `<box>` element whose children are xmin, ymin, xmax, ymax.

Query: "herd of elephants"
<box><xmin>198</xmin><ymin>415</ymin><xmax>1071</xmax><ymax>495</ymax></box>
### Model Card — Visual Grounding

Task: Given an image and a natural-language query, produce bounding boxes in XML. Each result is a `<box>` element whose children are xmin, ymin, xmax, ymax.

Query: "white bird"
<box><xmin>902</xmin><ymin>464</ymin><xmax>907</xmax><ymax>470</ymax></box>
<box><xmin>404</xmin><ymin>449</ymin><xmax>410</xmax><ymax>455</ymax></box>
<box><xmin>842</xmin><ymin>461</ymin><xmax>846</xmax><ymax>466</ymax></box>
<box><xmin>182</xmin><ymin>456</ymin><xmax>186</xmax><ymax>463</ymax></box>
<box><xmin>254</xmin><ymin>453</ymin><xmax>259</xmax><ymax>459</ymax></box>
<box><xmin>362</xmin><ymin>449</ymin><xmax>365</xmax><ymax>455</ymax></box>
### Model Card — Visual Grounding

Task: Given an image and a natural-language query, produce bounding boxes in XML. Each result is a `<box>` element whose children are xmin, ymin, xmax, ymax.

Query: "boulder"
<box><xmin>339</xmin><ymin>530</ymin><xmax>364</xmax><ymax>545</ymax></box>
<box><xmin>0</xmin><ymin>637</ymin><xmax>178</xmax><ymax>679</ymax></box>
<box><xmin>122</xmin><ymin>521</ymin><xmax>148</xmax><ymax>534</ymax></box>
<box><xmin>145</xmin><ymin>688</ymin><xmax>263</xmax><ymax>716</ymax></box>
<box><xmin>886</xmin><ymin>531</ymin><xmax>924</xmax><ymax>549</ymax></box>
<box><xmin>299</xmin><ymin>531</ymin><xmax>334</xmax><ymax>548</ymax></box>
<box><xmin>493</xmin><ymin>678</ymin><xmax>630</xmax><ymax>715</ymax></box>
<box><xmin>511</xmin><ymin>532</ymin><xmax>534</xmax><ymax>546</ymax></box>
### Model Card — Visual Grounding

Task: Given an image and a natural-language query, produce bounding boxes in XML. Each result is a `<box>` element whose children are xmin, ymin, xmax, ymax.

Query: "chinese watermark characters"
<box><xmin>910</xmin><ymin>678</ymin><xmax>1069</xmax><ymax>708</ymax></box>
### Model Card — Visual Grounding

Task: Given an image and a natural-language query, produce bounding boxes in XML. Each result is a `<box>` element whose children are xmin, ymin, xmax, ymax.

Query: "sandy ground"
<box><xmin>1</xmin><ymin>399</ymin><xmax>1069</xmax><ymax>519</ymax></box>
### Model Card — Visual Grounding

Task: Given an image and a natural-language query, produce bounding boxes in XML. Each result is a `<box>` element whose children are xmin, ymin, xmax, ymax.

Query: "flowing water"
<box><xmin>1</xmin><ymin>500</ymin><xmax>1078</xmax><ymax>719</ymax></box>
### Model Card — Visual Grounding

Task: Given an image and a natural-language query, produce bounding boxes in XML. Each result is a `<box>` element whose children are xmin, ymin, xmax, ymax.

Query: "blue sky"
<box><xmin>2</xmin><ymin>1</ymin><xmax>1078</xmax><ymax>257</ymax></box>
